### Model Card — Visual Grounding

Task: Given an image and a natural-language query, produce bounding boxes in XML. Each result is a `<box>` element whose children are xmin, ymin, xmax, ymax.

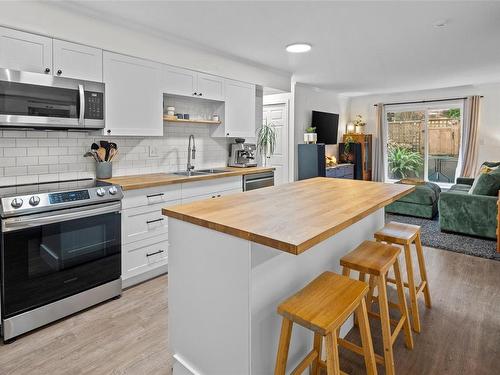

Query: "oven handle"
<box><xmin>78</xmin><ymin>84</ymin><xmax>85</xmax><ymax>126</ymax></box>
<box><xmin>2</xmin><ymin>202</ymin><xmax>121</xmax><ymax>232</ymax></box>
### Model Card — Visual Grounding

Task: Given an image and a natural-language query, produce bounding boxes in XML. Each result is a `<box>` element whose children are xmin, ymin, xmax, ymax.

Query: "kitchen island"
<box><xmin>162</xmin><ymin>178</ymin><xmax>413</xmax><ymax>375</ymax></box>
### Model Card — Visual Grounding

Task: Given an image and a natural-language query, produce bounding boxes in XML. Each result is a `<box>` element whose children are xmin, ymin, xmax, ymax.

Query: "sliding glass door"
<box><xmin>385</xmin><ymin>101</ymin><xmax>463</xmax><ymax>185</ymax></box>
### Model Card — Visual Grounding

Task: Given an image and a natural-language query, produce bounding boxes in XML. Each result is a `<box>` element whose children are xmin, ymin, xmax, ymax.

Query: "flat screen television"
<box><xmin>312</xmin><ymin>110</ymin><xmax>339</xmax><ymax>144</ymax></box>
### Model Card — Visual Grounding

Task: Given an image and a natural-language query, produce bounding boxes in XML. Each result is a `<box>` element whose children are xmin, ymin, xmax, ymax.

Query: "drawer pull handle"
<box><xmin>146</xmin><ymin>218</ymin><xmax>164</xmax><ymax>224</ymax></box>
<box><xmin>146</xmin><ymin>250</ymin><xmax>165</xmax><ymax>257</ymax></box>
<box><xmin>147</xmin><ymin>193</ymin><xmax>165</xmax><ymax>198</ymax></box>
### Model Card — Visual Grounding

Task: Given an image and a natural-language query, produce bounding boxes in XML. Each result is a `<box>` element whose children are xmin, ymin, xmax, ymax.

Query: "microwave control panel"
<box><xmin>84</xmin><ymin>91</ymin><xmax>104</xmax><ymax>120</ymax></box>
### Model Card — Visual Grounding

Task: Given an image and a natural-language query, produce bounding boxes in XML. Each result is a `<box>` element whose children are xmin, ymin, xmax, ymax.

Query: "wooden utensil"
<box><xmin>97</xmin><ymin>147</ymin><xmax>106</xmax><ymax>162</ymax></box>
<box><xmin>108</xmin><ymin>148</ymin><xmax>118</xmax><ymax>162</ymax></box>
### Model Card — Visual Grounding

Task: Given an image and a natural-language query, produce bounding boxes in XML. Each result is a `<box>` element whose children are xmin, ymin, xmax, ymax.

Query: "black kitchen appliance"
<box><xmin>0</xmin><ymin>179</ymin><xmax>122</xmax><ymax>342</ymax></box>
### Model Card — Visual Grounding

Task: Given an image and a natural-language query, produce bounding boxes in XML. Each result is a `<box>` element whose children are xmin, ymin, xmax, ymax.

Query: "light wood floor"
<box><xmin>0</xmin><ymin>247</ymin><xmax>499</xmax><ymax>375</ymax></box>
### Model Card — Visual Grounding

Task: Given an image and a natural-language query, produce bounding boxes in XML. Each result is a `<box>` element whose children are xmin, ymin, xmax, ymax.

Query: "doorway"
<box><xmin>384</xmin><ymin>101</ymin><xmax>463</xmax><ymax>185</ymax></box>
<box><xmin>263</xmin><ymin>94</ymin><xmax>291</xmax><ymax>185</ymax></box>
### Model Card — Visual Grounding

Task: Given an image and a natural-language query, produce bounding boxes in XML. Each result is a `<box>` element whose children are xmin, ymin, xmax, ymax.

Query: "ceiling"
<box><xmin>57</xmin><ymin>1</ymin><xmax>500</xmax><ymax>95</ymax></box>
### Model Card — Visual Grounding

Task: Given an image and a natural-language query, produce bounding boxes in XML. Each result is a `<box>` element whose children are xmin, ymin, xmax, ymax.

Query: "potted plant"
<box><xmin>257</xmin><ymin>120</ymin><xmax>277</xmax><ymax>166</ymax></box>
<box><xmin>353</xmin><ymin>115</ymin><xmax>366</xmax><ymax>134</ymax></box>
<box><xmin>387</xmin><ymin>143</ymin><xmax>424</xmax><ymax>179</ymax></box>
<box><xmin>343</xmin><ymin>136</ymin><xmax>355</xmax><ymax>163</ymax></box>
<box><xmin>304</xmin><ymin>126</ymin><xmax>317</xmax><ymax>144</ymax></box>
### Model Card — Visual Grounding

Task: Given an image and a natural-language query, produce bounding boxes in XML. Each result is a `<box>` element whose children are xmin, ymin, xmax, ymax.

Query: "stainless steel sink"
<box><xmin>195</xmin><ymin>169</ymin><xmax>228</xmax><ymax>174</ymax></box>
<box><xmin>172</xmin><ymin>171</ymin><xmax>209</xmax><ymax>176</ymax></box>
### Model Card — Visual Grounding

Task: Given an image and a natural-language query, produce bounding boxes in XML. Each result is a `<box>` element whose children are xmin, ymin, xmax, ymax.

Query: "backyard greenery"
<box><xmin>388</xmin><ymin>143</ymin><xmax>424</xmax><ymax>179</ymax></box>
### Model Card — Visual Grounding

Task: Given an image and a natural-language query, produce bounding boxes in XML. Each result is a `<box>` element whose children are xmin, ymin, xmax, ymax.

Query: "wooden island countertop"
<box><xmin>162</xmin><ymin>177</ymin><xmax>414</xmax><ymax>255</ymax></box>
<box><xmin>99</xmin><ymin>167</ymin><xmax>274</xmax><ymax>191</ymax></box>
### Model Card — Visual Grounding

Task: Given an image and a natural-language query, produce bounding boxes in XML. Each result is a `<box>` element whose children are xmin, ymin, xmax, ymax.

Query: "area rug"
<box><xmin>385</xmin><ymin>213</ymin><xmax>500</xmax><ymax>261</ymax></box>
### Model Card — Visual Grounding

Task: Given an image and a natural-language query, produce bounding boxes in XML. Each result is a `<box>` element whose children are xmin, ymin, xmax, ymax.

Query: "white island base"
<box><xmin>168</xmin><ymin>208</ymin><xmax>384</xmax><ymax>375</ymax></box>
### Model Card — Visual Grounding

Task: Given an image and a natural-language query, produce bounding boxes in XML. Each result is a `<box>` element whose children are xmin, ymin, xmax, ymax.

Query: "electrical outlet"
<box><xmin>149</xmin><ymin>145</ymin><xmax>159</xmax><ymax>157</ymax></box>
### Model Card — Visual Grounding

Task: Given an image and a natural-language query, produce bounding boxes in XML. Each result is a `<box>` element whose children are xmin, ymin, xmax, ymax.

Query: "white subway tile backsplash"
<box><xmin>4</xmin><ymin>166</ymin><xmax>27</xmax><ymax>176</ymax></box>
<box><xmin>0</xmin><ymin>124</ymin><xmax>230</xmax><ymax>186</ymax></box>
<box><xmin>17</xmin><ymin>156</ymin><xmax>38</xmax><ymax>166</ymax></box>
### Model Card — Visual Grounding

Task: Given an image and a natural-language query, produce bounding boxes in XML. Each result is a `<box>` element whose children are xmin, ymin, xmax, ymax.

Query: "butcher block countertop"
<box><xmin>99</xmin><ymin>167</ymin><xmax>274</xmax><ymax>191</ymax></box>
<box><xmin>162</xmin><ymin>178</ymin><xmax>414</xmax><ymax>255</ymax></box>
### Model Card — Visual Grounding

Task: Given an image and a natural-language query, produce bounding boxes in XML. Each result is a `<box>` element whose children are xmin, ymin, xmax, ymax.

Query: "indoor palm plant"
<box><xmin>257</xmin><ymin>120</ymin><xmax>277</xmax><ymax>166</ymax></box>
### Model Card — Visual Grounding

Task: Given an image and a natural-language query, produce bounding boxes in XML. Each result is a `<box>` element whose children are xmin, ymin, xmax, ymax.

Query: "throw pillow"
<box><xmin>469</xmin><ymin>169</ymin><xmax>500</xmax><ymax>196</ymax></box>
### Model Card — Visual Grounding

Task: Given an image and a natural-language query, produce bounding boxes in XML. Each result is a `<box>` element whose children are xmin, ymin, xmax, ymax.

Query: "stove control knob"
<box><xmin>11</xmin><ymin>198</ymin><xmax>23</xmax><ymax>208</ymax></box>
<box><xmin>96</xmin><ymin>188</ymin><xmax>106</xmax><ymax>197</ymax></box>
<box><xmin>29</xmin><ymin>196</ymin><xmax>41</xmax><ymax>206</ymax></box>
<box><xmin>108</xmin><ymin>186</ymin><xmax>118</xmax><ymax>195</ymax></box>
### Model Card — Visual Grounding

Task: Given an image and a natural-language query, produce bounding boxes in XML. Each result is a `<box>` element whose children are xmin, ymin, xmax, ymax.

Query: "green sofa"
<box><xmin>439</xmin><ymin>162</ymin><xmax>500</xmax><ymax>239</ymax></box>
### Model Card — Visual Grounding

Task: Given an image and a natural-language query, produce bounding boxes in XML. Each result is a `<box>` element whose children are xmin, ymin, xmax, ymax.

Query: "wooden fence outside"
<box><xmin>388</xmin><ymin>118</ymin><xmax>460</xmax><ymax>156</ymax></box>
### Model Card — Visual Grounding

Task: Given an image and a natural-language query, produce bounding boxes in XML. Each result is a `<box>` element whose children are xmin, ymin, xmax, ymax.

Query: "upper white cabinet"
<box><xmin>162</xmin><ymin>65</ymin><xmax>197</xmax><ymax>97</ymax></box>
<box><xmin>197</xmin><ymin>72</ymin><xmax>225</xmax><ymax>101</ymax></box>
<box><xmin>212</xmin><ymin>79</ymin><xmax>255</xmax><ymax>138</ymax></box>
<box><xmin>53</xmin><ymin>39</ymin><xmax>102</xmax><ymax>81</ymax></box>
<box><xmin>0</xmin><ymin>26</ymin><xmax>52</xmax><ymax>74</ymax></box>
<box><xmin>162</xmin><ymin>65</ymin><xmax>224</xmax><ymax>101</ymax></box>
<box><xmin>0</xmin><ymin>27</ymin><xmax>102</xmax><ymax>82</ymax></box>
<box><xmin>103</xmin><ymin>52</ymin><xmax>163</xmax><ymax>136</ymax></box>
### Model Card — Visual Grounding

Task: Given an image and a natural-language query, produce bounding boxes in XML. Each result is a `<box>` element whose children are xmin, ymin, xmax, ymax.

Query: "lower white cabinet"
<box><xmin>122</xmin><ymin>234</ymin><xmax>169</xmax><ymax>282</ymax></box>
<box><xmin>121</xmin><ymin>176</ymin><xmax>243</xmax><ymax>287</ymax></box>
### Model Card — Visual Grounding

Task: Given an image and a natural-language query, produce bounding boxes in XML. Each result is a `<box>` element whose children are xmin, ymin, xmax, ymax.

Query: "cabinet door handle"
<box><xmin>198</xmin><ymin>93</ymin><xmax>203</xmax><ymax>96</ymax></box>
<box><xmin>211</xmin><ymin>195</ymin><xmax>216</xmax><ymax>198</ymax></box>
<box><xmin>45</xmin><ymin>67</ymin><xmax>50</xmax><ymax>73</ymax></box>
<box><xmin>217</xmin><ymin>194</ymin><xmax>221</xmax><ymax>197</ymax></box>
<box><xmin>57</xmin><ymin>69</ymin><xmax>62</xmax><ymax>75</ymax></box>
<box><xmin>146</xmin><ymin>218</ymin><xmax>164</xmax><ymax>224</ymax></box>
<box><xmin>193</xmin><ymin>92</ymin><xmax>197</xmax><ymax>96</ymax></box>
<box><xmin>146</xmin><ymin>193</ymin><xmax>165</xmax><ymax>198</ymax></box>
<box><xmin>146</xmin><ymin>249</ymin><xmax>165</xmax><ymax>257</ymax></box>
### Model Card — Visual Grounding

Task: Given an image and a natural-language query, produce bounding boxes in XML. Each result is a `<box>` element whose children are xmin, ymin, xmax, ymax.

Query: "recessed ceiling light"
<box><xmin>286</xmin><ymin>43</ymin><xmax>312</xmax><ymax>53</ymax></box>
<box><xmin>433</xmin><ymin>19</ymin><xmax>448</xmax><ymax>28</ymax></box>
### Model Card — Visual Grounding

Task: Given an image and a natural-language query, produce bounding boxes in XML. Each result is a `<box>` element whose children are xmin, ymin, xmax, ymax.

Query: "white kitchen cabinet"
<box><xmin>53</xmin><ymin>39</ymin><xmax>102</xmax><ymax>81</ymax></box>
<box><xmin>197</xmin><ymin>72</ymin><xmax>225</xmax><ymax>101</ymax></box>
<box><xmin>212</xmin><ymin>79</ymin><xmax>256</xmax><ymax>138</ymax></box>
<box><xmin>162</xmin><ymin>65</ymin><xmax>225</xmax><ymax>101</ymax></box>
<box><xmin>162</xmin><ymin>65</ymin><xmax>198</xmax><ymax>97</ymax></box>
<box><xmin>181</xmin><ymin>176</ymin><xmax>241</xmax><ymax>199</ymax></box>
<box><xmin>103</xmin><ymin>51</ymin><xmax>163</xmax><ymax>136</ymax></box>
<box><xmin>0</xmin><ymin>26</ymin><xmax>52</xmax><ymax>74</ymax></box>
<box><xmin>122</xmin><ymin>234</ymin><xmax>169</xmax><ymax>282</ymax></box>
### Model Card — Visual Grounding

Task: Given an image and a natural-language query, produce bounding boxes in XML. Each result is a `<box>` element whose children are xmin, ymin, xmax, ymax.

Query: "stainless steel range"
<box><xmin>0</xmin><ymin>179</ymin><xmax>123</xmax><ymax>342</ymax></box>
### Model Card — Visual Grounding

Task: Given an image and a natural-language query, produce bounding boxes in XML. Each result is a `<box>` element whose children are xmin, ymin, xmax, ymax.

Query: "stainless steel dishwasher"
<box><xmin>243</xmin><ymin>171</ymin><xmax>275</xmax><ymax>191</ymax></box>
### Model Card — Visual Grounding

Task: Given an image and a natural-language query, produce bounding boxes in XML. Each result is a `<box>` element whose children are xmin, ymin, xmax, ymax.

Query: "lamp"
<box><xmin>346</xmin><ymin>122</ymin><xmax>355</xmax><ymax>134</ymax></box>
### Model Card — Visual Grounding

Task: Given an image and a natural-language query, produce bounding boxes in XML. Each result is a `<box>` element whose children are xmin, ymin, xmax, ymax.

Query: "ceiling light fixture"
<box><xmin>433</xmin><ymin>20</ymin><xmax>448</xmax><ymax>28</ymax></box>
<box><xmin>286</xmin><ymin>43</ymin><xmax>312</xmax><ymax>53</ymax></box>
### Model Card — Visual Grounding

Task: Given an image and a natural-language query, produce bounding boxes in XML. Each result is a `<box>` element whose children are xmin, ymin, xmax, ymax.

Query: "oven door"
<box><xmin>1</xmin><ymin>202</ymin><xmax>121</xmax><ymax>319</ymax></box>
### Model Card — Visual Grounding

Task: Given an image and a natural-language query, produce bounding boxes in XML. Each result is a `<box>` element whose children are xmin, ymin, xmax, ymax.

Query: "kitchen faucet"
<box><xmin>187</xmin><ymin>134</ymin><xmax>196</xmax><ymax>175</ymax></box>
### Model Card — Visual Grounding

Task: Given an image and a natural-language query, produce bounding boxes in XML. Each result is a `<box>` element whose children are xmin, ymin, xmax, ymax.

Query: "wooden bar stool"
<box><xmin>374</xmin><ymin>222</ymin><xmax>432</xmax><ymax>333</ymax></box>
<box><xmin>340</xmin><ymin>241</ymin><xmax>414</xmax><ymax>375</ymax></box>
<box><xmin>274</xmin><ymin>271</ymin><xmax>377</xmax><ymax>375</ymax></box>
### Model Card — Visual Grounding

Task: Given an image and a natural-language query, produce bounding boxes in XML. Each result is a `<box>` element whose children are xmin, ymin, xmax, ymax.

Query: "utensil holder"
<box><xmin>96</xmin><ymin>162</ymin><xmax>112</xmax><ymax>179</ymax></box>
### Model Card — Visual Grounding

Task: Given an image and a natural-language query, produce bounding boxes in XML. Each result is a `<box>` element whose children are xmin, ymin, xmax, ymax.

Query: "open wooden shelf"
<box><xmin>163</xmin><ymin>116</ymin><xmax>221</xmax><ymax>125</ymax></box>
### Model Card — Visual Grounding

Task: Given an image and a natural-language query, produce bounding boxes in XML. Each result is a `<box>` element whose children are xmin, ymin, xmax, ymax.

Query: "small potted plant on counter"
<box><xmin>257</xmin><ymin>120</ymin><xmax>277</xmax><ymax>166</ymax></box>
<box><xmin>304</xmin><ymin>126</ymin><xmax>317</xmax><ymax>144</ymax></box>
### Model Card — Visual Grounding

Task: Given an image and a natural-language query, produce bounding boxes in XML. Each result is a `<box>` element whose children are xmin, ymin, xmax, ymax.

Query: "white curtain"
<box><xmin>373</xmin><ymin>103</ymin><xmax>386</xmax><ymax>181</ymax></box>
<box><xmin>457</xmin><ymin>96</ymin><xmax>481</xmax><ymax>178</ymax></box>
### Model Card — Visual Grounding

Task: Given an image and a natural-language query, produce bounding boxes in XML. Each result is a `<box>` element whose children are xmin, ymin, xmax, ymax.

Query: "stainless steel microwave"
<box><xmin>0</xmin><ymin>68</ymin><xmax>104</xmax><ymax>130</ymax></box>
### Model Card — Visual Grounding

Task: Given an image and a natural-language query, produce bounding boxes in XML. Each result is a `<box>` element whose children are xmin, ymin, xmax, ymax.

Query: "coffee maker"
<box><xmin>228</xmin><ymin>138</ymin><xmax>257</xmax><ymax>168</ymax></box>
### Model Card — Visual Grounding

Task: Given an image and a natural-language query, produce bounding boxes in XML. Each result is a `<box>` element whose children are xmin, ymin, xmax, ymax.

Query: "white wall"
<box><xmin>292</xmin><ymin>82</ymin><xmax>348</xmax><ymax>179</ymax></box>
<box><xmin>0</xmin><ymin>1</ymin><xmax>291</xmax><ymax>91</ymax></box>
<box><xmin>348</xmin><ymin>83</ymin><xmax>500</xmax><ymax>172</ymax></box>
